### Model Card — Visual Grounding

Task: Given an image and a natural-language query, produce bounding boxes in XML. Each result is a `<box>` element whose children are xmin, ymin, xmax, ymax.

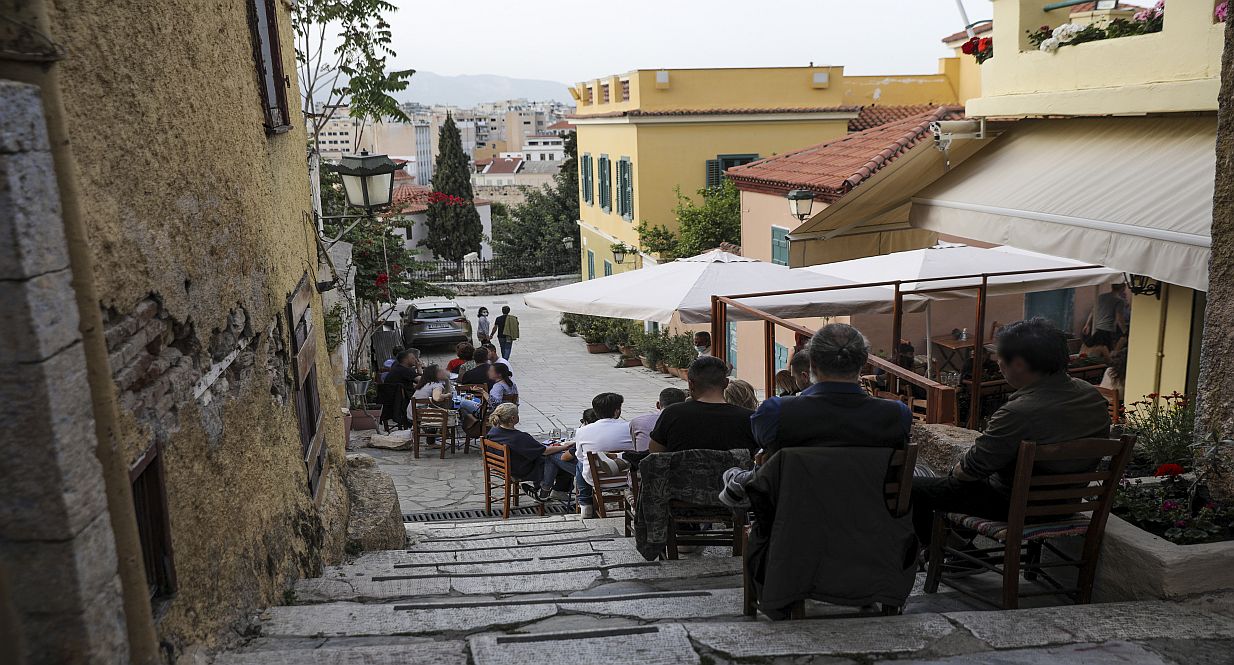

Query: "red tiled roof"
<box><xmin>392</xmin><ymin>184</ymin><xmax>489</xmax><ymax>214</ymax></box>
<box><xmin>848</xmin><ymin>105</ymin><xmax>940</xmax><ymax>132</ymax></box>
<box><xmin>485</xmin><ymin>157</ymin><xmax>524</xmax><ymax>174</ymax></box>
<box><xmin>941</xmin><ymin>22</ymin><xmax>992</xmax><ymax>45</ymax></box>
<box><xmin>547</xmin><ymin>120</ymin><xmax>575</xmax><ymax>130</ymax></box>
<box><xmin>568</xmin><ymin>106</ymin><xmax>860</xmax><ymax>119</ymax></box>
<box><xmin>726</xmin><ymin>106</ymin><xmax>964</xmax><ymax>201</ymax></box>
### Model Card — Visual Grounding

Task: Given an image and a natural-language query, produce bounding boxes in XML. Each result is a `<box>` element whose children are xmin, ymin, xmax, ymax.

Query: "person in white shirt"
<box><xmin>573</xmin><ymin>392</ymin><xmax>634</xmax><ymax>518</ymax></box>
<box><xmin>628</xmin><ymin>387</ymin><xmax>687</xmax><ymax>452</ymax></box>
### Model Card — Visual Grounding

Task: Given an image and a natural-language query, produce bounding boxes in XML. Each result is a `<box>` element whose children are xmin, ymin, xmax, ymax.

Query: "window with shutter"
<box><xmin>708</xmin><ymin>154</ymin><xmax>759</xmax><ymax>189</ymax></box>
<box><xmin>288</xmin><ymin>273</ymin><xmax>327</xmax><ymax>501</ymax></box>
<box><xmin>247</xmin><ymin>0</ymin><xmax>291</xmax><ymax>133</ymax></box>
<box><xmin>598</xmin><ymin>155</ymin><xmax>612</xmax><ymax>212</ymax></box>
<box><xmin>604</xmin><ymin>260</ymin><xmax>613</xmax><ymax>276</ymax></box>
<box><xmin>617</xmin><ymin>158</ymin><xmax>634</xmax><ymax>220</ymax></box>
<box><xmin>774</xmin><ymin>342</ymin><xmax>789</xmax><ymax>371</ymax></box>
<box><xmin>705</xmin><ymin>159</ymin><xmax>722</xmax><ymax>189</ymax></box>
<box><xmin>587</xmin><ymin>250</ymin><xmax>596</xmax><ymax>279</ymax></box>
<box><xmin>581</xmin><ymin>153</ymin><xmax>593</xmax><ymax>205</ymax></box>
<box><xmin>771</xmin><ymin>226</ymin><xmax>790</xmax><ymax>266</ymax></box>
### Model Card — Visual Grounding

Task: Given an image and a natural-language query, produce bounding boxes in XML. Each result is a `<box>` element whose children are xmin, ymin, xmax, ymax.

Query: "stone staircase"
<box><xmin>213</xmin><ymin>514</ymin><xmax>1234</xmax><ymax>664</ymax></box>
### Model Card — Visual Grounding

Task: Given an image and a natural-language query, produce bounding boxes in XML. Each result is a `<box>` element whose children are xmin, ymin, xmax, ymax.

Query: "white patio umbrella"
<box><xmin>524</xmin><ymin>249</ymin><xmax>913</xmax><ymax>324</ymax></box>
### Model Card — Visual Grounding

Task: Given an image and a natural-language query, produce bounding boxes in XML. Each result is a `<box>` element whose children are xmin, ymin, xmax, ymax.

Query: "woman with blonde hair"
<box><xmin>724</xmin><ymin>378</ymin><xmax>759</xmax><ymax>411</ymax></box>
<box><xmin>486</xmin><ymin>403</ymin><xmax>576</xmax><ymax>502</ymax></box>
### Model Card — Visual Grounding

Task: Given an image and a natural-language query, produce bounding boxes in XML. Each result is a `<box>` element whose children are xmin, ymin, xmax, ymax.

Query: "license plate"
<box><xmin>427</xmin><ymin>322</ymin><xmax>449</xmax><ymax>330</ymax></box>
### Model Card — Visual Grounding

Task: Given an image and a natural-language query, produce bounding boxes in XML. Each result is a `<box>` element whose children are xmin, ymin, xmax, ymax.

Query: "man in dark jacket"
<box><xmin>911</xmin><ymin>318</ymin><xmax>1111</xmax><ymax>544</ymax></box>
<box><xmin>458</xmin><ymin>348</ymin><xmax>493</xmax><ymax>387</ymax></box>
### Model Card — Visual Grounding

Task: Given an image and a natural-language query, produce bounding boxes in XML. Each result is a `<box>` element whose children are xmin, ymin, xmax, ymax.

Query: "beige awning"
<box><xmin>909</xmin><ymin>116</ymin><xmax>1215</xmax><ymax>292</ymax></box>
<box><xmin>787</xmin><ymin>130</ymin><xmax>996</xmax><ymax>266</ymax></box>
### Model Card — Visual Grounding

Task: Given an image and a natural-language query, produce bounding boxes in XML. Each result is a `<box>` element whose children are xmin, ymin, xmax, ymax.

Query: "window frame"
<box><xmin>246</xmin><ymin>0</ymin><xmax>292</xmax><ymax>134</ymax></box>
<box><xmin>288</xmin><ymin>273</ymin><xmax>327</xmax><ymax>502</ymax></box>
<box><xmin>130</xmin><ymin>443</ymin><xmax>176</xmax><ymax>605</ymax></box>
<box><xmin>598</xmin><ymin>154</ymin><xmax>612</xmax><ymax>213</ymax></box>
<box><xmin>616</xmin><ymin>157</ymin><xmax>634</xmax><ymax>221</ymax></box>
<box><xmin>706</xmin><ymin>153</ymin><xmax>759</xmax><ymax>189</ymax></box>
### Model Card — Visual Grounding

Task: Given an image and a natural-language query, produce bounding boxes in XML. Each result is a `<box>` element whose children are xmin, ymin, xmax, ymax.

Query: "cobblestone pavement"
<box><xmin>218</xmin><ymin>514</ymin><xmax>1234</xmax><ymax>665</ymax></box>
<box><xmin>361</xmin><ymin>295</ymin><xmax>686</xmax><ymax>516</ymax></box>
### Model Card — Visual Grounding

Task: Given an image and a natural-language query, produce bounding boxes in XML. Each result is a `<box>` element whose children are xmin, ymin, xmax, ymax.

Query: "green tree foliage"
<box><xmin>636</xmin><ymin>180</ymin><xmax>742</xmax><ymax>260</ymax></box>
<box><xmin>490</xmin><ymin>132</ymin><xmax>581</xmax><ymax>270</ymax></box>
<box><xmin>294</xmin><ymin>0</ymin><xmax>414</xmax><ymax>145</ymax></box>
<box><xmin>422</xmin><ymin>115</ymin><xmax>483</xmax><ymax>261</ymax></box>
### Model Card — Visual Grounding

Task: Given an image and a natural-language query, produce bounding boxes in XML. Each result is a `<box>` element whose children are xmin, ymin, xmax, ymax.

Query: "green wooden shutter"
<box><xmin>774</xmin><ymin>342</ymin><xmax>789</xmax><ymax>370</ymax></box>
<box><xmin>599</xmin><ymin>156</ymin><xmax>611</xmax><ymax>211</ymax></box>
<box><xmin>581</xmin><ymin>154</ymin><xmax>592</xmax><ymax>204</ymax></box>
<box><xmin>587</xmin><ymin>250</ymin><xmax>595</xmax><ymax>279</ymax></box>
<box><xmin>618</xmin><ymin>159</ymin><xmax>633</xmax><ymax>220</ymax></box>
<box><xmin>705</xmin><ymin>159</ymin><xmax>721</xmax><ymax>188</ymax></box>
<box><xmin>771</xmin><ymin>227</ymin><xmax>789</xmax><ymax>266</ymax></box>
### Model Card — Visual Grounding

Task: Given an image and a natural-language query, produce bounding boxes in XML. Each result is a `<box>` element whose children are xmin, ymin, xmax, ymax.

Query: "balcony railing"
<box><xmin>409</xmin><ymin>253</ymin><xmax>579</xmax><ymax>283</ymax></box>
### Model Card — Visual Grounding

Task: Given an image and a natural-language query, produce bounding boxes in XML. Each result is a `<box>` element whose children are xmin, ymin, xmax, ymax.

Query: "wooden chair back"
<box><xmin>1005</xmin><ymin>436</ymin><xmax>1135</xmax><ymax>539</ymax></box>
<box><xmin>481</xmin><ymin>437</ymin><xmax>514</xmax><ymax>519</ymax></box>
<box><xmin>412</xmin><ymin>398</ymin><xmax>454</xmax><ymax>459</ymax></box>
<box><xmin>883</xmin><ymin>443</ymin><xmax>918</xmax><ymax>516</ymax></box>
<box><xmin>1095</xmin><ymin>386</ymin><xmax>1120</xmax><ymax>424</ymax></box>
<box><xmin>586</xmin><ymin>451</ymin><xmax>631</xmax><ymax>519</ymax></box>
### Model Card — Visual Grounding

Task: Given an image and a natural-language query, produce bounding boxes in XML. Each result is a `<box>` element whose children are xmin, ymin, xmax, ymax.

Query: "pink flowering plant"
<box><xmin>1122</xmin><ymin>392</ymin><xmax>1196</xmax><ymax>472</ymax></box>
<box><xmin>1217</xmin><ymin>1</ymin><xmax>1229</xmax><ymax>22</ymax></box>
<box><xmin>1028</xmin><ymin>2</ymin><xmax>1165</xmax><ymax>53</ymax></box>
<box><xmin>1115</xmin><ymin>473</ymin><xmax>1233</xmax><ymax>545</ymax></box>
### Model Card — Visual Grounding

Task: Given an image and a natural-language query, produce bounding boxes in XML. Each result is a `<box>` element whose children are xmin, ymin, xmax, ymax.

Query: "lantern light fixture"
<box><xmin>327</xmin><ymin>151</ymin><xmax>398</xmax><ymax>211</ymax></box>
<box><xmin>787</xmin><ymin>189</ymin><xmax>815</xmax><ymax>222</ymax></box>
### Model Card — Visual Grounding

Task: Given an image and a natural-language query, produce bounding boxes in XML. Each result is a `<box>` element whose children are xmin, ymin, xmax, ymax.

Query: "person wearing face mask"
<box><xmin>750</xmin><ymin>323</ymin><xmax>912</xmax><ymax>462</ymax></box>
<box><xmin>693</xmin><ymin>331</ymin><xmax>712</xmax><ymax>357</ymax></box>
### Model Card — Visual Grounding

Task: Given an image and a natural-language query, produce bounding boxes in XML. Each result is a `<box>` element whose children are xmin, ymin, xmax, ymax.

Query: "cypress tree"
<box><xmin>422</xmin><ymin>114</ymin><xmax>483</xmax><ymax>261</ymax></box>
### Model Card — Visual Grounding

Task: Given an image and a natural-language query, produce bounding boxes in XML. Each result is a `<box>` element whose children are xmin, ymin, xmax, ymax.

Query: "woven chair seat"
<box><xmin>944</xmin><ymin>512</ymin><xmax>1090</xmax><ymax>541</ymax></box>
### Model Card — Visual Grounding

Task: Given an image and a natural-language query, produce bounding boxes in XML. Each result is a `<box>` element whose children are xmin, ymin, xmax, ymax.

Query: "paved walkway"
<box><xmin>216</xmin><ymin>514</ymin><xmax>1234</xmax><ymax>664</ymax></box>
<box><xmin>362</xmin><ymin>295</ymin><xmax>685</xmax><ymax>516</ymax></box>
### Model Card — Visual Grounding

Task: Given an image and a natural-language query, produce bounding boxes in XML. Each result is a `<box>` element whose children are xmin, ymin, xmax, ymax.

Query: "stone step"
<box><xmin>258</xmin><ymin>589</ymin><xmax>746</xmax><ymax>637</ymax></box>
<box><xmin>407</xmin><ymin>515</ymin><xmax>621</xmax><ymax>541</ymax></box>
<box><xmin>213</xmin><ymin>638</ymin><xmax>468</xmax><ymax>665</ymax></box>
<box><xmin>293</xmin><ymin>555</ymin><xmax>743</xmax><ymax>603</ymax></box>
<box><xmin>404</xmin><ymin>526</ymin><xmax>626</xmax><ymax>552</ymax></box>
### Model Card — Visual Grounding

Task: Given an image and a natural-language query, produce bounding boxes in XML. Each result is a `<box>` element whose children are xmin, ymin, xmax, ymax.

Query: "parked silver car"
<box><xmin>400</xmin><ymin>298</ymin><xmax>473</xmax><ymax>348</ymax></box>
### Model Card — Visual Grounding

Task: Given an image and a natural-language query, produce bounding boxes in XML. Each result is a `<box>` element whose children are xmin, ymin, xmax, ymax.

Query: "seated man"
<box><xmin>383</xmin><ymin>348</ymin><xmax>421</xmax><ymax>393</ymax></box>
<box><xmin>752</xmin><ymin>323</ymin><xmax>910</xmax><ymax>461</ymax></box>
<box><xmin>911</xmin><ymin>318</ymin><xmax>1111</xmax><ymax>546</ymax></box>
<box><xmin>786</xmin><ymin>349</ymin><xmax>812</xmax><ymax>395</ymax></box>
<box><xmin>629</xmin><ymin>387</ymin><xmax>687</xmax><ymax>452</ymax></box>
<box><xmin>650</xmin><ymin>355</ymin><xmax>756</xmax><ymax>454</ymax></box>
<box><xmin>574</xmin><ymin>393</ymin><xmax>635</xmax><ymax>518</ymax></box>
<box><xmin>485</xmin><ymin>403</ymin><xmax>575</xmax><ymax>502</ymax></box>
<box><xmin>458</xmin><ymin>348</ymin><xmax>493</xmax><ymax>387</ymax></box>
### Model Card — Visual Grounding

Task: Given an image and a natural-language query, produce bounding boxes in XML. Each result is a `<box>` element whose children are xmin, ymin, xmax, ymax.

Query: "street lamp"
<box><xmin>612</xmin><ymin>245</ymin><xmax>628</xmax><ymax>264</ymax></box>
<box><xmin>787</xmin><ymin>189</ymin><xmax>815</xmax><ymax>222</ymax></box>
<box><xmin>328</xmin><ymin>151</ymin><xmax>399</xmax><ymax>211</ymax></box>
<box><xmin>1125</xmin><ymin>273</ymin><xmax>1162</xmax><ymax>299</ymax></box>
<box><xmin>562</xmin><ymin>236</ymin><xmax>575</xmax><ymax>250</ymax></box>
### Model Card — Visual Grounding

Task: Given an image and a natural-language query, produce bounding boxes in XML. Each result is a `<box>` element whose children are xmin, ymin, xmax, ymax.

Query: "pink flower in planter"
<box><xmin>1161</xmin><ymin>499</ymin><xmax>1179</xmax><ymax>511</ymax></box>
<box><xmin>1174</xmin><ymin>519</ymin><xmax>1188</xmax><ymax>528</ymax></box>
<box><xmin>1218</xmin><ymin>1</ymin><xmax>1230</xmax><ymax>22</ymax></box>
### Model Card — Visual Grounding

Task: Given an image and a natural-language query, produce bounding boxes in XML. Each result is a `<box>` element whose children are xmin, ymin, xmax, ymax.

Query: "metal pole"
<box><xmin>764</xmin><ymin>320</ymin><xmax>776</xmax><ymax>400</ymax></box>
<box><xmin>891</xmin><ymin>281</ymin><xmax>903</xmax><ymax>363</ymax></box>
<box><xmin>968</xmin><ymin>276</ymin><xmax>989</xmax><ymax>429</ymax></box>
<box><xmin>955</xmin><ymin>0</ymin><xmax>975</xmax><ymax>38</ymax></box>
<box><xmin>926</xmin><ymin>301</ymin><xmax>935</xmax><ymax>379</ymax></box>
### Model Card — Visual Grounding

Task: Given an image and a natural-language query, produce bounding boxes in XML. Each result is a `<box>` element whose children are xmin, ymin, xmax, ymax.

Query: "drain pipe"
<box><xmin>0</xmin><ymin>5</ymin><xmax>161</xmax><ymax>663</ymax></box>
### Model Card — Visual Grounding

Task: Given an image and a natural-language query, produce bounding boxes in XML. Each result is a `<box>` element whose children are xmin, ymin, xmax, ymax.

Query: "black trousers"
<box><xmin>911</xmin><ymin>476</ymin><xmax>1011</xmax><ymax>545</ymax></box>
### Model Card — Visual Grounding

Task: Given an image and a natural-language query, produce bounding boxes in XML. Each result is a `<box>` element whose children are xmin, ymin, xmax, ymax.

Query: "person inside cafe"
<box><xmin>380</xmin><ymin>346</ymin><xmax>403</xmax><ymax>382</ymax></box>
<box><xmin>447</xmin><ymin>342</ymin><xmax>474</xmax><ymax>374</ymax></box>
<box><xmin>724</xmin><ymin>379</ymin><xmax>759</xmax><ymax>411</ymax></box>
<box><xmin>649</xmin><ymin>355</ymin><xmax>756</xmax><ymax>453</ymax></box>
<box><xmin>693</xmin><ymin>331</ymin><xmax>712</xmax><ymax>357</ymax></box>
<box><xmin>911</xmin><ymin>317</ymin><xmax>1111</xmax><ymax>547</ymax></box>
<box><xmin>751</xmin><ymin>323</ymin><xmax>911</xmax><ymax>461</ymax></box>
<box><xmin>458</xmin><ymin>348</ymin><xmax>493</xmax><ymax>387</ymax></box>
<box><xmin>485</xmin><ymin>403</ymin><xmax>575</xmax><ymax>503</ymax></box>
<box><xmin>788</xmin><ymin>350</ymin><xmax>812</xmax><ymax>394</ymax></box>
<box><xmin>573</xmin><ymin>392</ymin><xmax>635</xmax><ymax>518</ymax></box>
<box><xmin>1082</xmin><ymin>283</ymin><xmax>1129</xmax><ymax>352</ymax></box>
<box><xmin>629</xmin><ymin>387</ymin><xmax>687</xmax><ymax>451</ymax></box>
<box><xmin>411</xmin><ymin>364</ymin><xmax>481</xmax><ymax>431</ymax></box>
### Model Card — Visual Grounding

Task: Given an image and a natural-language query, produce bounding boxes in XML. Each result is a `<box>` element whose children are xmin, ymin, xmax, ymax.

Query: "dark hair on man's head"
<box><xmin>473</xmin><ymin>348</ymin><xmax>490</xmax><ymax>363</ymax></box>
<box><xmin>658</xmin><ymin>387</ymin><xmax>687</xmax><ymax>407</ymax></box>
<box><xmin>492</xmin><ymin>362</ymin><xmax>514</xmax><ymax>385</ymax></box>
<box><xmin>591</xmin><ymin>392</ymin><xmax>624</xmax><ymax>419</ymax></box>
<box><xmin>396</xmin><ymin>349</ymin><xmax>416</xmax><ymax>363</ymax></box>
<box><xmin>482</xmin><ymin>342</ymin><xmax>497</xmax><ymax>351</ymax></box>
<box><xmin>808</xmin><ymin>323</ymin><xmax>869</xmax><ymax>377</ymax></box>
<box><xmin>688</xmin><ymin>355</ymin><xmax>729</xmax><ymax>391</ymax></box>
<box><xmin>789</xmin><ymin>349</ymin><xmax>811</xmax><ymax>375</ymax></box>
<box><xmin>502</xmin><ymin>305</ymin><xmax>511</xmax><ymax>314</ymax></box>
<box><xmin>693</xmin><ymin>331</ymin><xmax>712</xmax><ymax>345</ymax></box>
<box><xmin>457</xmin><ymin>342</ymin><xmax>475</xmax><ymax>359</ymax></box>
<box><xmin>392</xmin><ymin>346</ymin><xmax>404</xmax><ymax>358</ymax></box>
<box><xmin>995</xmin><ymin>317</ymin><xmax>1069</xmax><ymax>376</ymax></box>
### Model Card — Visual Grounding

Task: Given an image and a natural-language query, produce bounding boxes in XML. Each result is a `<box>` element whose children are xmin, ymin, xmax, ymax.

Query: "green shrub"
<box><xmin>664</xmin><ymin>333</ymin><xmax>698</xmax><ymax>369</ymax></box>
<box><xmin>1123</xmin><ymin>392</ymin><xmax>1197</xmax><ymax>470</ymax></box>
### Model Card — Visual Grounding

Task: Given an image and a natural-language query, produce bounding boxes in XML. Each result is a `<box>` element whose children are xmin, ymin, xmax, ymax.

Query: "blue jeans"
<box><xmin>456</xmin><ymin>398</ymin><xmax>480</xmax><ymax>415</ymax></box>
<box><xmin>540</xmin><ymin>451</ymin><xmax>577</xmax><ymax>491</ymax></box>
<box><xmin>574</xmin><ymin>463</ymin><xmax>595</xmax><ymax>506</ymax></box>
<box><xmin>499</xmin><ymin>336</ymin><xmax>514</xmax><ymax>360</ymax></box>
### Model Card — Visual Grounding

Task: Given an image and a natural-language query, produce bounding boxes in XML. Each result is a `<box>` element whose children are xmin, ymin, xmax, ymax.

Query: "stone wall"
<box><xmin>0</xmin><ymin>80</ymin><xmax>129</xmax><ymax>664</ymax></box>
<box><xmin>1198</xmin><ymin>17</ymin><xmax>1234</xmax><ymax>497</ymax></box>
<box><xmin>34</xmin><ymin>0</ymin><xmax>348</xmax><ymax>652</ymax></box>
<box><xmin>435</xmin><ymin>274</ymin><xmax>578</xmax><ymax>296</ymax></box>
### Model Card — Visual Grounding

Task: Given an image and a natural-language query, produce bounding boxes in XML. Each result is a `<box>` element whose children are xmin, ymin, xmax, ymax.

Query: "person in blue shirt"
<box><xmin>751</xmin><ymin>323</ymin><xmax>912</xmax><ymax>460</ymax></box>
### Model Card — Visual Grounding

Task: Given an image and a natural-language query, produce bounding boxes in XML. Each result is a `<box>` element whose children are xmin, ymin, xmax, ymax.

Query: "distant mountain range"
<box><xmin>397</xmin><ymin>72</ymin><xmax>573</xmax><ymax>106</ymax></box>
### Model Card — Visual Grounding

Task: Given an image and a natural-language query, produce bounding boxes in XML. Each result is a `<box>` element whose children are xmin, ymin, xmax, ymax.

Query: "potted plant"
<box><xmin>579</xmin><ymin>316</ymin><xmax>613</xmax><ymax>353</ymax></box>
<box><xmin>560</xmin><ymin>313</ymin><xmax>578</xmax><ymax>336</ymax></box>
<box><xmin>614</xmin><ymin>354</ymin><xmax>642</xmax><ymax>368</ymax></box>
<box><xmin>664</xmin><ymin>333</ymin><xmax>697</xmax><ymax>378</ymax></box>
<box><xmin>1121</xmin><ymin>392</ymin><xmax>1197</xmax><ymax>477</ymax></box>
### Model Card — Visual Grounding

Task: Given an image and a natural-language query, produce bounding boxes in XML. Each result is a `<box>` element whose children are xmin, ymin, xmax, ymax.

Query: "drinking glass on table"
<box><xmin>550</xmin><ymin>427</ymin><xmax>562</xmax><ymax>441</ymax></box>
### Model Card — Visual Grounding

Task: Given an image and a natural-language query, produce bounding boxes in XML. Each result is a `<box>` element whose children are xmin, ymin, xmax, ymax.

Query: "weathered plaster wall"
<box><xmin>1197</xmin><ymin>17</ymin><xmax>1234</xmax><ymax>497</ymax></box>
<box><xmin>45</xmin><ymin>0</ymin><xmax>346</xmax><ymax>649</ymax></box>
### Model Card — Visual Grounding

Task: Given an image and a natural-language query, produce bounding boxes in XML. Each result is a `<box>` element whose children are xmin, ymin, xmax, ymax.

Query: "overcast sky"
<box><xmin>382</xmin><ymin>0</ymin><xmax>991</xmax><ymax>83</ymax></box>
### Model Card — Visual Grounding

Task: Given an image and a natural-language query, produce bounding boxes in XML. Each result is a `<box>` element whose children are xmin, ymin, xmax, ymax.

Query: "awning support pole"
<box><xmin>892</xmin><ymin>282</ymin><xmax>904</xmax><ymax>375</ymax></box>
<box><xmin>711</xmin><ymin>296</ymin><xmax>726</xmax><ymax>365</ymax></box>
<box><xmin>764</xmin><ymin>320</ymin><xmax>776</xmax><ymax>400</ymax></box>
<box><xmin>968</xmin><ymin>276</ymin><xmax>989</xmax><ymax>429</ymax></box>
<box><xmin>926</xmin><ymin>302</ymin><xmax>935</xmax><ymax>378</ymax></box>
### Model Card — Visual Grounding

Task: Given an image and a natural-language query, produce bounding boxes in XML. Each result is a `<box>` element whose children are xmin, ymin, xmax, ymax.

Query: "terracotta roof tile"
<box><xmin>726</xmin><ymin>106</ymin><xmax>964</xmax><ymax>200</ymax></box>
<box><xmin>848</xmin><ymin>105</ymin><xmax>940</xmax><ymax>132</ymax></box>
<box><xmin>485</xmin><ymin>157</ymin><xmax>524</xmax><ymax>174</ymax></box>
<box><xmin>568</xmin><ymin>106</ymin><xmax>860</xmax><ymax>119</ymax></box>
<box><xmin>547</xmin><ymin>120</ymin><xmax>575</xmax><ymax>130</ymax></box>
<box><xmin>941</xmin><ymin>22</ymin><xmax>993</xmax><ymax>45</ymax></box>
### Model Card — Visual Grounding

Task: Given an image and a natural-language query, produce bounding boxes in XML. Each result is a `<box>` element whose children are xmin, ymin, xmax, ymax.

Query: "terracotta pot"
<box><xmin>619</xmin><ymin>345</ymin><xmax>638</xmax><ymax>357</ymax></box>
<box><xmin>586</xmin><ymin>342</ymin><xmax>611</xmax><ymax>354</ymax></box>
<box><xmin>619</xmin><ymin>357</ymin><xmax>642</xmax><ymax>368</ymax></box>
<box><xmin>657</xmin><ymin>362</ymin><xmax>670</xmax><ymax>374</ymax></box>
<box><xmin>350</xmin><ymin>408</ymin><xmax>381</xmax><ymax>431</ymax></box>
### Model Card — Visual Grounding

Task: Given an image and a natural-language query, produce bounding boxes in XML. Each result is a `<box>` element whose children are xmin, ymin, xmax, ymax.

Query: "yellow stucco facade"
<box><xmin>572</xmin><ymin>65</ymin><xmax>965</xmax><ymax>279</ymax></box>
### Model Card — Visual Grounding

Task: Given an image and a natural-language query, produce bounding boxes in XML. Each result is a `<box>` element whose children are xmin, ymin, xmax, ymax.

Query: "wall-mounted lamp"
<box><xmin>787</xmin><ymin>189</ymin><xmax>815</xmax><ymax>222</ymax></box>
<box><xmin>1125</xmin><ymin>273</ymin><xmax>1162</xmax><ymax>299</ymax></box>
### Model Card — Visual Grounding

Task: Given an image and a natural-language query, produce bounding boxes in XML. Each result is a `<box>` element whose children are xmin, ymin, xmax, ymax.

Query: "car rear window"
<box><xmin>415</xmin><ymin>307</ymin><xmax>462</xmax><ymax>320</ymax></box>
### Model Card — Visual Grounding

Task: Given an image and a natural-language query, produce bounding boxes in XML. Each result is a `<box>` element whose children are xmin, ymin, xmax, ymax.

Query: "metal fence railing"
<box><xmin>409</xmin><ymin>254</ymin><xmax>579</xmax><ymax>283</ymax></box>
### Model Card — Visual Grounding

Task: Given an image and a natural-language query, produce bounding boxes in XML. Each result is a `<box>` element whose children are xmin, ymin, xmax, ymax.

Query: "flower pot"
<box><xmin>350</xmin><ymin>407</ymin><xmax>381</xmax><ymax>431</ymax></box>
<box><xmin>586</xmin><ymin>342</ymin><xmax>611</xmax><ymax>354</ymax></box>
<box><xmin>618</xmin><ymin>356</ymin><xmax>642</xmax><ymax>368</ymax></box>
<box><xmin>619</xmin><ymin>345</ymin><xmax>638</xmax><ymax>357</ymax></box>
<box><xmin>657</xmin><ymin>362</ymin><xmax>670</xmax><ymax>374</ymax></box>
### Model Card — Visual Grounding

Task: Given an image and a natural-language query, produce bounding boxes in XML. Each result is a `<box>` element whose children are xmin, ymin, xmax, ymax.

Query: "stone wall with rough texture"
<box><xmin>1198</xmin><ymin>16</ymin><xmax>1234</xmax><ymax>497</ymax></box>
<box><xmin>40</xmin><ymin>0</ymin><xmax>348</xmax><ymax>652</ymax></box>
<box><xmin>910</xmin><ymin>423</ymin><xmax>978</xmax><ymax>474</ymax></box>
<box><xmin>0</xmin><ymin>80</ymin><xmax>130</xmax><ymax>664</ymax></box>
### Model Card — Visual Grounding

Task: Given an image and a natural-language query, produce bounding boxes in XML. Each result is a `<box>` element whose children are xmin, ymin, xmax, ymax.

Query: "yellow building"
<box><xmin>569</xmin><ymin>65</ymin><xmax>962</xmax><ymax>280</ymax></box>
<box><xmin>901</xmin><ymin>1</ymin><xmax>1222</xmax><ymax>404</ymax></box>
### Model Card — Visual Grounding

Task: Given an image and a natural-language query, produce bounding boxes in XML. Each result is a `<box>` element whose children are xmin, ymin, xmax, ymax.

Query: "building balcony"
<box><xmin>966</xmin><ymin>0</ymin><xmax>1224</xmax><ymax>118</ymax></box>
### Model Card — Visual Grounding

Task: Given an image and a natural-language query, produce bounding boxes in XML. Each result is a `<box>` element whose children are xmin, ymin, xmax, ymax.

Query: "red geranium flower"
<box><xmin>375</xmin><ymin>272</ymin><xmax>390</xmax><ymax>287</ymax></box>
<box><xmin>961</xmin><ymin>38</ymin><xmax>976</xmax><ymax>54</ymax></box>
<box><xmin>1153</xmin><ymin>463</ymin><xmax>1185</xmax><ymax>477</ymax></box>
<box><xmin>978</xmin><ymin>37</ymin><xmax>992</xmax><ymax>52</ymax></box>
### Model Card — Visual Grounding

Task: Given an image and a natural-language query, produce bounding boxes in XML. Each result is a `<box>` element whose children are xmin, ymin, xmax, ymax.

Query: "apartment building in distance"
<box><xmin>570</xmin><ymin>65</ymin><xmax>964</xmax><ymax>280</ymax></box>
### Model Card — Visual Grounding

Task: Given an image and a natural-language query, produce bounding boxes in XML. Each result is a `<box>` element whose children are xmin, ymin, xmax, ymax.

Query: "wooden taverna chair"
<box><xmin>411</xmin><ymin>398</ymin><xmax>456</xmax><ymax>459</ymax></box>
<box><xmin>923</xmin><ymin>436</ymin><xmax>1134</xmax><ymax>609</ymax></box>
<box><xmin>585</xmin><ymin>451</ymin><xmax>631</xmax><ymax>520</ymax></box>
<box><xmin>481</xmin><ymin>438</ymin><xmax>544</xmax><ymax>519</ymax></box>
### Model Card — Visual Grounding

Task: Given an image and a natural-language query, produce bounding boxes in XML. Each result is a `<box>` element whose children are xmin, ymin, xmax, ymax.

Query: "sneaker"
<box><xmin>532</xmin><ymin>488</ymin><xmax>553</xmax><ymax>503</ymax></box>
<box><xmin>579</xmin><ymin>504</ymin><xmax>595</xmax><ymax>518</ymax></box>
<box><xmin>550</xmin><ymin>490</ymin><xmax>571</xmax><ymax>502</ymax></box>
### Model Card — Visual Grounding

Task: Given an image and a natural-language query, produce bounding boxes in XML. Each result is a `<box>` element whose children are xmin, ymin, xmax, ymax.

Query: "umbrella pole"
<box><xmin>764</xmin><ymin>320</ymin><xmax>776</xmax><ymax>400</ymax></box>
<box><xmin>968</xmin><ymin>277</ymin><xmax>989</xmax><ymax>429</ymax></box>
<box><xmin>711</xmin><ymin>296</ymin><xmax>726</xmax><ymax>365</ymax></box>
<box><xmin>891</xmin><ymin>282</ymin><xmax>903</xmax><ymax>369</ymax></box>
<box><xmin>926</xmin><ymin>301</ymin><xmax>934</xmax><ymax>379</ymax></box>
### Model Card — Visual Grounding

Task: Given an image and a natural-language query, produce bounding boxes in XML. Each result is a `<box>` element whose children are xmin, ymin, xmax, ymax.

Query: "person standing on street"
<box><xmin>493</xmin><ymin>305</ymin><xmax>520</xmax><ymax>360</ymax></box>
<box><xmin>476</xmin><ymin>306</ymin><xmax>492</xmax><ymax>344</ymax></box>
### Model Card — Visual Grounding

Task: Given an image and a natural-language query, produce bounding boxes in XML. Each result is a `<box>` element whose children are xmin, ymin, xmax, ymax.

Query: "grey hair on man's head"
<box><xmin>808</xmin><ymin>323</ymin><xmax>870</xmax><ymax>377</ymax></box>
